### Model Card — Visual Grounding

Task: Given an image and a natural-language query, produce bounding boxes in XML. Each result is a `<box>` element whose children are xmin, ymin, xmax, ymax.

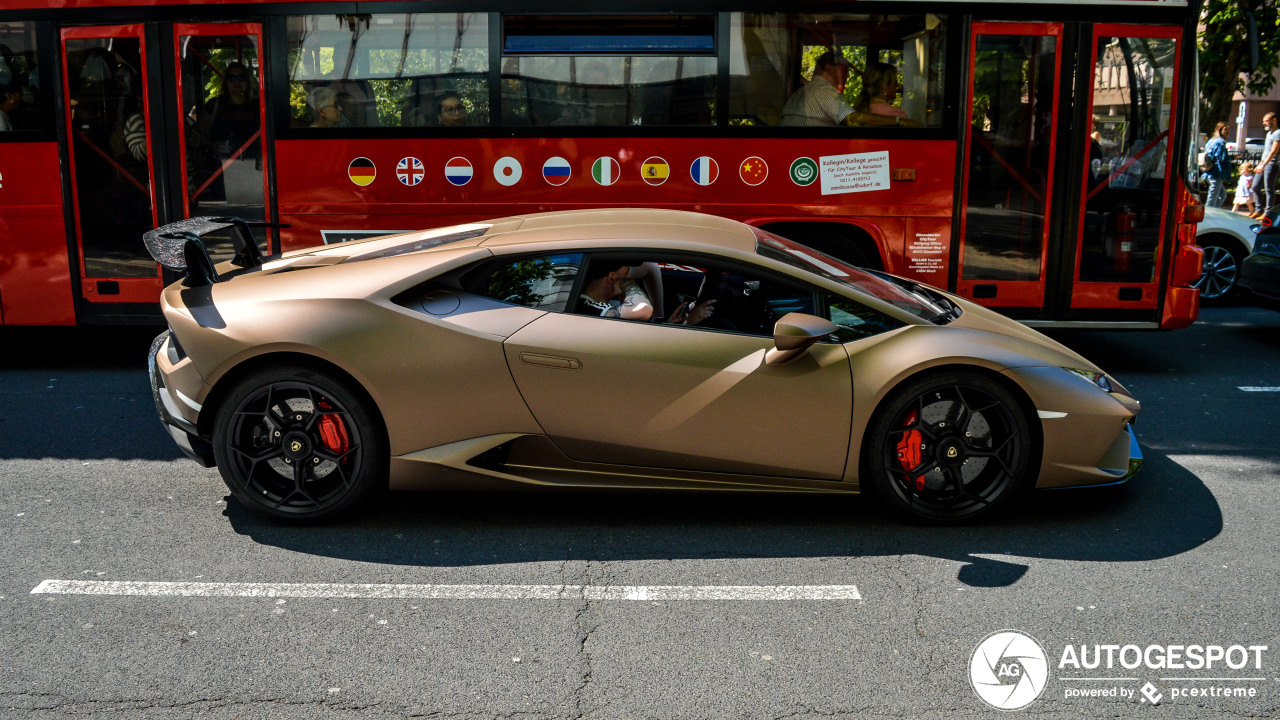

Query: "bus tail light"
<box><xmin>1183</xmin><ymin>204</ymin><xmax>1205</xmax><ymax>224</ymax></box>
<box><xmin>1170</xmin><ymin>224</ymin><xmax>1203</xmax><ymax>288</ymax></box>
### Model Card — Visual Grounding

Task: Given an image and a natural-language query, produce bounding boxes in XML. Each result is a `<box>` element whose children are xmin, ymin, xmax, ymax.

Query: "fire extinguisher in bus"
<box><xmin>1113</xmin><ymin>206</ymin><xmax>1135</xmax><ymax>274</ymax></box>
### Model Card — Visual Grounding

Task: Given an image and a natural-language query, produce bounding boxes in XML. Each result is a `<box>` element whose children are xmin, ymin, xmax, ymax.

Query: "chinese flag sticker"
<box><xmin>739</xmin><ymin>156</ymin><xmax>768</xmax><ymax>186</ymax></box>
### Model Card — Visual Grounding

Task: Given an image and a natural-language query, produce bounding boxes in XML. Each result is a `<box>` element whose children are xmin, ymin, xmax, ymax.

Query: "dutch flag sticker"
<box><xmin>444</xmin><ymin>157</ymin><xmax>473</xmax><ymax>187</ymax></box>
<box><xmin>542</xmin><ymin>157</ymin><xmax>571</xmax><ymax>186</ymax></box>
<box><xmin>690</xmin><ymin>156</ymin><xmax>719</xmax><ymax>186</ymax></box>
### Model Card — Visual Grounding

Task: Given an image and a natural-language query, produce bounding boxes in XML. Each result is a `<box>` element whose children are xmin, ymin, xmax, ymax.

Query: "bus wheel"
<box><xmin>212</xmin><ymin>367</ymin><xmax>386</xmax><ymax>522</ymax></box>
<box><xmin>866</xmin><ymin>371</ymin><xmax>1030</xmax><ymax>523</ymax></box>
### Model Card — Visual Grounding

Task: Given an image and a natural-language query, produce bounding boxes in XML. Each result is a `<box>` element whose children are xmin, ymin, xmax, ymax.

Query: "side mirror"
<box><xmin>765</xmin><ymin>312</ymin><xmax>837</xmax><ymax>366</ymax></box>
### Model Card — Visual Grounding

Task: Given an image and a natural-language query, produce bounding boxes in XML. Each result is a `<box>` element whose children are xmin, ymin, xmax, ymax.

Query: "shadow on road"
<box><xmin>223</xmin><ymin>445</ymin><xmax>1220</xmax><ymax>588</ymax></box>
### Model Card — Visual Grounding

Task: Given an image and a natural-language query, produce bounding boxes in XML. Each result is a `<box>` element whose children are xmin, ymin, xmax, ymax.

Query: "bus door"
<box><xmin>173</xmin><ymin>24</ymin><xmax>273</xmax><ymax>260</ymax></box>
<box><xmin>60</xmin><ymin>25</ymin><xmax>162</xmax><ymax>304</ymax></box>
<box><xmin>1069</xmin><ymin>26</ymin><xmax>1181</xmax><ymax>313</ymax></box>
<box><xmin>957</xmin><ymin>22</ymin><xmax>1063</xmax><ymax>311</ymax></box>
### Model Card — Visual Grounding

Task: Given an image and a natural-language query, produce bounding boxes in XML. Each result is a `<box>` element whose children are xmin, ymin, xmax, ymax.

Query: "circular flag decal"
<box><xmin>444</xmin><ymin>157</ymin><xmax>473</xmax><ymax>187</ymax></box>
<box><xmin>739</xmin><ymin>156</ymin><xmax>768</xmax><ymax>186</ymax></box>
<box><xmin>641</xmin><ymin>156</ymin><xmax>670</xmax><ymax>186</ymax></box>
<box><xmin>591</xmin><ymin>157</ymin><xmax>620</xmax><ymax>186</ymax></box>
<box><xmin>348</xmin><ymin>157</ymin><xmax>376</xmax><ymax>187</ymax></box>
<box><xmin>397</xmin><ymin>156</ymin><xmax>424</xmax><ymax>186</ymax></box>
<box><xmin>790</xmin><ymin>157</ymin><xmax>818</xmax><ymax>187</ymax></box>
<box><xmin>542</xmin><ymin>156</ymin><xmax>571</xmax><ymax>186</ymax></box>
<box><xmin>690</xmin><ymin>156</ymin><xmax>719</xmax><ymax>186</ymax></box>
<box><xmin>494</xmin><ymin>156</ymin><xmax>522</xmax><ymax>186</ymax></box>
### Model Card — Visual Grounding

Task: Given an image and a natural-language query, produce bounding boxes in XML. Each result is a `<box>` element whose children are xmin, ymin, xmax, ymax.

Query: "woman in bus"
<box><xmin>858</xmin><ymin>62</ymin><xmax>920</xmax><ymax>127</ymax></box>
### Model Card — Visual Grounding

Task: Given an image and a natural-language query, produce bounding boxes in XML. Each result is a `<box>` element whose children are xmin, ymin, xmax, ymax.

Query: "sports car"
<box><xmin>145</xmin><ymin>209</ymin><xmax>1141</xmax><ymax>523</ymax></box>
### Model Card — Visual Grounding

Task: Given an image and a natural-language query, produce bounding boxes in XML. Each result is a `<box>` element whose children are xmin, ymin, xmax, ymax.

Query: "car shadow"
<box><xmin>223</xmin><ymin>444</ymin><xmax>1219</xmax><ymax>587</ymax></box>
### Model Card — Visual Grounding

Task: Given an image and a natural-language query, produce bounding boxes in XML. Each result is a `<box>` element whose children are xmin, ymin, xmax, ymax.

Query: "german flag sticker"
<box><xmin>348</xmin><ymin>157</ymin><xmax>376</xmax><ymax>186</ymax></box>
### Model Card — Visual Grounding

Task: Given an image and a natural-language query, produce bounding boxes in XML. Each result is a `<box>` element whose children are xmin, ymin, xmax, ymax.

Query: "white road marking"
<box><xmin>1238</xmin><ymin>387</ymin><xmax>1280</xmax><ymax>392</ymax></box>
<box><xmin>31</xmin><ymin>580</ymin><xmax>861</xmax><ymax>601</ymax></box>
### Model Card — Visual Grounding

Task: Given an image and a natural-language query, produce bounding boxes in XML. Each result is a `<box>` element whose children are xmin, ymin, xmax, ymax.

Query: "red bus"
<box><xmin>0</xmin><ymin>0</ymin><xmax>1203</xmax><ymax>328</ymax></box>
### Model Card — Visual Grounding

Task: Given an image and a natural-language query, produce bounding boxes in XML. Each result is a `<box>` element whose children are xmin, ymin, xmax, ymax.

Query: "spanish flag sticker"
<box><xmin>348</xmin><ymin>157</ymin><xmax>376</xmax><ymax>186</ymax></box>
<box><xmin>641</xmin><ymin>157</ymin><xmax>670</xmax><ymax>186</ymax></box>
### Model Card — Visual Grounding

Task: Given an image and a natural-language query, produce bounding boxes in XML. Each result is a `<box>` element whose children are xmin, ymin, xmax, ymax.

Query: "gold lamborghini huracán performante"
<box><xmin>146</xmin><ymin>209</ymin><xmax>1142</xmax><ymax>523</ymax></box>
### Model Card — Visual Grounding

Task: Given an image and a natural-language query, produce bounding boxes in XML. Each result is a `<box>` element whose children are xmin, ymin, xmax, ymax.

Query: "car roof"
<box><xmin>478</xmin><ymin>208</ymin><xmax>758</xmax><ymax>254</ymax></box>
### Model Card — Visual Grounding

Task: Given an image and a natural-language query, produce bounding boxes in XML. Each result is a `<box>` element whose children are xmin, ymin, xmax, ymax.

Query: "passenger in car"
<box><xmin>576</xmin><ymin>263</ymin><xmax>655</xmax><ymax>320</ymax></box>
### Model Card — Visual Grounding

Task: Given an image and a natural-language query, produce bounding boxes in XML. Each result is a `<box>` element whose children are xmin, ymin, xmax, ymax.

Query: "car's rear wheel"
<box><xmin>1195</xmin><ymin>240</ymin><xmax>1243</xmax><ymax>304</ymax></box>
<box><xmin>212</xmin><ymin>367</ymin><xmax>386</xmax><ymax>522</ymax></box>
<box><xmin>866</xmin><ymin>371</ymin><xmax>1031</xmax><ymax>523</ymax></box>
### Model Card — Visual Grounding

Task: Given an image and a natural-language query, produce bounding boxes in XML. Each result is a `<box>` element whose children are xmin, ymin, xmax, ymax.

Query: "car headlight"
<box><xmin>1063</xmin><ymin>367</ymin><xmax>1113</xmax><ymax>393</ymax></box>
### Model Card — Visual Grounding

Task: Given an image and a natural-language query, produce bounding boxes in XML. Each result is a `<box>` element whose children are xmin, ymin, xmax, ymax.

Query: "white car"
<box><xmin>1195</xmin><ymin>207</ymin><xmax>1259</xmax><ymax>303</ymax></box>
<box><xmin>1227</xmin><ymin>137</ymin><xmax>1264</xmax><ymax>159</ymax></box>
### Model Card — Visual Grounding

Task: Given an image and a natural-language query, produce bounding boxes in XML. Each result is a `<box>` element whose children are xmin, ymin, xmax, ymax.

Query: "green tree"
<box><xmin>1199</xmin><ymin>0</ymin><xmax>1280</xmax><ymax>134</ymax></box>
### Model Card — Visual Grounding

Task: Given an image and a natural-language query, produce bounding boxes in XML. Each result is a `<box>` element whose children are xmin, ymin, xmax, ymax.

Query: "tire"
<box><xmin>1195</xmin><ymin>240</ymin><xmax>1244</xmax><ymax>305</ymax></box>
<box><xmin>865</xmin><ymin>371</ymin><xmax>1032</xmax><ymax>523</ymax></box>
<box><xmin>212</xmin><ymin>366</ymin><xmax>387</xmax><ymax>522</ymax></box>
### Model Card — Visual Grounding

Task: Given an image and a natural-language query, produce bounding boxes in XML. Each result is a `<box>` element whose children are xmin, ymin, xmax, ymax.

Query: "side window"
<box><xmin>825</xmin><ymin>293</ymin><xmax>905</xmax><ymax>342</ymax></box>
<box><xmin>286</xmin><ymin>13</ymin><xmax>489</xmax><ymax>128</ymax></box>
<box><xmin>0</xmin><ymin>22</ymin><xmax>45</xmax><ymax>133</ymax></box>
<box><xmin>473</xmin><ymin>253</ymin><xmax>582</xmax><ymax>312</ymax></box>
<box><xmin>727</xmin><ymin>13</ymin><xmax>945</xmax><ymax>128</ymax></box>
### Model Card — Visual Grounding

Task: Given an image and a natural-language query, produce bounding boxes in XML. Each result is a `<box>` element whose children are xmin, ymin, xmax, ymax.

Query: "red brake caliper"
<box><xmin>316</xmin><ymin>400</ymin><xmax>350</xmax><ymax>456</ymax></box>
<box><xmin>895</xmin><ymin>408</ymin><xmax>925</xmax><ymax>491</ymax></box>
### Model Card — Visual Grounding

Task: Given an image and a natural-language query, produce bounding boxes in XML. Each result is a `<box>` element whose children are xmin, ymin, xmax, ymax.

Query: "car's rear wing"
<box><xmin>142</xmin><ymin>217</ymin><xmax>289</xmax><ymax>287</ymax></box>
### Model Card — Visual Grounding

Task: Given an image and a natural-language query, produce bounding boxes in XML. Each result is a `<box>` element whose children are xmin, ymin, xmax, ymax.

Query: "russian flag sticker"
<box><xmin>542</xmin><ymin>156</ymin><xmax>571</xmax><ymax>186</ymax></box>
<box><xmin>690</xmin><ymin>156</ymin><xmax>718</xmax><ymax>186</ymax></box>
<box><xmin>444</xmin><ymin>157</ymin><xmax>473</xmax><ymax>187</ymax></box>
<box><xmin>591</xmin><ymin>157</ymin><xmax>620</xmax><ymax>186</ymax></box>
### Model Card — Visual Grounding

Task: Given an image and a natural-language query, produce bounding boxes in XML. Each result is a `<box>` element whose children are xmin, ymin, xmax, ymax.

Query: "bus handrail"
<box><xmin>1086</xmin><ymin>130</ymin><xmax>1169</xmax><ymax>201</ymax></box>
<box><xmin>192</xmin><ymin>129</ymin><xmax>262</xmax><ymax>200</ymax></box>
<box><xmin>74</xmin><ymin>129</ymin><xmax>148</xmax><ymax>196</ymax></box>
<box><xmin>968</xmin><ymin>127</ymin><xmax>1043</xmax><ymax>205</ymax></box>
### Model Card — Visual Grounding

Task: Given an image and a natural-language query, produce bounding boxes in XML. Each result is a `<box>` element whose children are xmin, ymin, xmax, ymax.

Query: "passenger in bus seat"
<box><xmin>199</xmin><ymin>62</ymin><xmax>260</xmax><ymax>159</ymax></box>
<box><xmin>0</xmin><ymin>83</ymin><xmax>17</xmax><ymax>131</ymax></box>
<box><xmin>780</xmin><ymin>51</ymin><xmax>854</xmax><ymax>127</ymax></box>
<box><xmin>436</xmin><ymin>92</ymin><xmax>468</xmax><ymax>127</ymax></box>
<box><xmin>307</xmin><ymin>87</ymin><xmax>342</xmax><ymax>128</ymax></box>
<box><xmin>858</xmin><ymin>62</ymin><xmax>920</xmax><ymax>127</ymax></box>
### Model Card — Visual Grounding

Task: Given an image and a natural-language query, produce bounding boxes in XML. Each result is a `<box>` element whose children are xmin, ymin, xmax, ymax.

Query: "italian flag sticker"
<box><xmin>348</xmin><ymin>157</ymin><xmax>376</xmax><ymax>186</ymax></box>
<box><xmin>592</xmin><ymin>157</ymin><xmax>620</xmax><ymax>186</ymax></box>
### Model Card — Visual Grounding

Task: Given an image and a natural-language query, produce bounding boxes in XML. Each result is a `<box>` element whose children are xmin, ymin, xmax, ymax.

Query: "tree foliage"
<box><xmin>1199</xmin><ymin>0</ymin><xmax>1280</xmax><ymax>134</ymax></box>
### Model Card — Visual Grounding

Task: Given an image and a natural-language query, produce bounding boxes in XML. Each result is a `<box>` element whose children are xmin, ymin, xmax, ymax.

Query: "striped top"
<box><xmin>780</xmin><ymin>75</ymin><xmax>853</xmax><ymax>127</ymax></box>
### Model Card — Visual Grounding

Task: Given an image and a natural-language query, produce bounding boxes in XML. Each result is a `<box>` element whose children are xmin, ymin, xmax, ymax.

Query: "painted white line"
<box><xmin>1059</xmin><ymin>677</ymin><xmax>1138</xmax><ymax>681</ymax></box>
<box><xmin>31</xmin><ymin>580</ymin><xmax>860</xmax><ymax>601</ymax></box>
<box><xmin>1160</xmin><ymin>677</ymin><xmax>1267</xmax><ymax>681</ymax></box>
<box><xmin>1238</xmin><ymin>387</ymin><xmax>1280</xmax><ymax>392</ymax></box>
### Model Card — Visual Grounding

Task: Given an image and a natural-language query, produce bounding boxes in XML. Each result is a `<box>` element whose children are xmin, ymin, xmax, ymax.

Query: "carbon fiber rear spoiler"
<box><xmin>142</xmin><ymin>217</ymin><xmax>289</xmax><ymax>287</ymax></box>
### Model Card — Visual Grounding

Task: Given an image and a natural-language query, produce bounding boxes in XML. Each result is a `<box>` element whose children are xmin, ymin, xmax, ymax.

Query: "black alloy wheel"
<box><xmin>867</xmin><ymin>371</ymin><xmax>1031</xmax><ymax>522</ymax></box>
<box><xmin>212</xmin><ymin>368</ymin><xmax>386</xmax><ymax>522</ymax></box>
<box><xmin>1194</xmin><ymin>240</ymin><xmax>1243</xmax><ymax>304</ymax></box>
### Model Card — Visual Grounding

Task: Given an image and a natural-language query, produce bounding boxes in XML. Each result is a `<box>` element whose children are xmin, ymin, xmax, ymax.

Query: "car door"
<box><xmin>502</xmin><ymin>253</ymin><xmax>853</xmax><ymax>480</ymax></box>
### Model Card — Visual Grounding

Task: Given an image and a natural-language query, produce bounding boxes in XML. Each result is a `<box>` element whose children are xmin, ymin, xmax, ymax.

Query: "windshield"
<box><xmin>753</xmin><ymin>228</ymin><xmax>954</xmax><ymax>322</ymax></box>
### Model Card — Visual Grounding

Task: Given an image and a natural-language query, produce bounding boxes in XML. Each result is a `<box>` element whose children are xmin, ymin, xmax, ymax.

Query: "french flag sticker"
<box><xmin>542</xmin><ymin>156</ymin><xmax>571</xmax><ymax>186</ymax></box>
<box><xmin>444</xmin><ymin>157</ymin><xmax>473</xmax><ymax>187</ymax></box>
<box><xmin>690</xmin><ymin>156</ymin><xmax>718</xmax><ymax>186</ymax></box>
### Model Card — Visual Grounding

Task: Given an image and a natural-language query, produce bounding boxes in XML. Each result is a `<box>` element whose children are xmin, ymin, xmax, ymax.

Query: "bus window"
<box><xmin>177</xmin><ymin>31</ymin><xmax>267</xmax><ymax>263</ymax></box>
<box><xmin>727</xmin><ymin>13</ymin><xmax>945</xmax><ymax>128</ymax></box>
<box><xmin>0</xmin><ymin>22</ymin><xmax>44</xmax><ymax>132</ymax></box>
<box><xmin>285</xmin><ymin>13</ymin><xmax>489</xmax><ymax>128</ymax></box>
<box><xmin>1078</xmin><ymin>36</ymin><xmax>1178</xmax><ymax>285</ymax></box>
<box><xmin>500</xmin><ymin>15</ymin><xmax>716</xmax><ymax>126</ymax></box>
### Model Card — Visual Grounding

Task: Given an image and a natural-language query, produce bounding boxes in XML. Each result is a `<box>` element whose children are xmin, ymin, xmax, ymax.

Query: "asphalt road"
<box><xmin>0</xmin><ymin>307</ymin><xmax>1277</xmax><ymax>719</ymax></box>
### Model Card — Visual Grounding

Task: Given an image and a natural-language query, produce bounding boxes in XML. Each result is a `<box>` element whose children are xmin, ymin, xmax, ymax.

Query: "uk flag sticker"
<box><xmin>444</xmin><ymin>157</ymin><xmax>473</xmax><ymax>187</ymax></box>
<box><xmin>397</xmin><ymin>157</ymin><xmax>424</xmax><ymax>186</ymax></box>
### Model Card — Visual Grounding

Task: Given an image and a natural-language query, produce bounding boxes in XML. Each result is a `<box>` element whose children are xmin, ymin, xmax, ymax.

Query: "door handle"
<box><xmin>519</xmin><ymin>352</ymin><xmax>582</xmax><ymax>370</ymax></box>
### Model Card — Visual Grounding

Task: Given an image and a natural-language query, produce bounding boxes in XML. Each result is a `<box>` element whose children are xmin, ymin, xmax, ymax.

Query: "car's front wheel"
<box><xmin>865</xmin><ymin>371</ymin><xmax>1032</xmax><ymax>523</ymax></box>
<box><xmin>212</xmin><ymin>366</ymin><xmax>386</xmax><ymax>522</ymax></box>
<box><xmin>1195</xmin><ymin>239</ymin><xmax>1244</xmax><ymax>304</ymax></box>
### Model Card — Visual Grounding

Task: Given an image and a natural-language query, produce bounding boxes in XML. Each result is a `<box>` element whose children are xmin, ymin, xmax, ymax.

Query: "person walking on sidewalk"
<box><xmin>1253</xmin><ymin>113</ymin><xmax>1280</xmax><ymax>217</ymax></box>
<box><xmin>1204</xmin><ymin>122</ymin><xmax>1231</xmax><ymax>208</ymax></box>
